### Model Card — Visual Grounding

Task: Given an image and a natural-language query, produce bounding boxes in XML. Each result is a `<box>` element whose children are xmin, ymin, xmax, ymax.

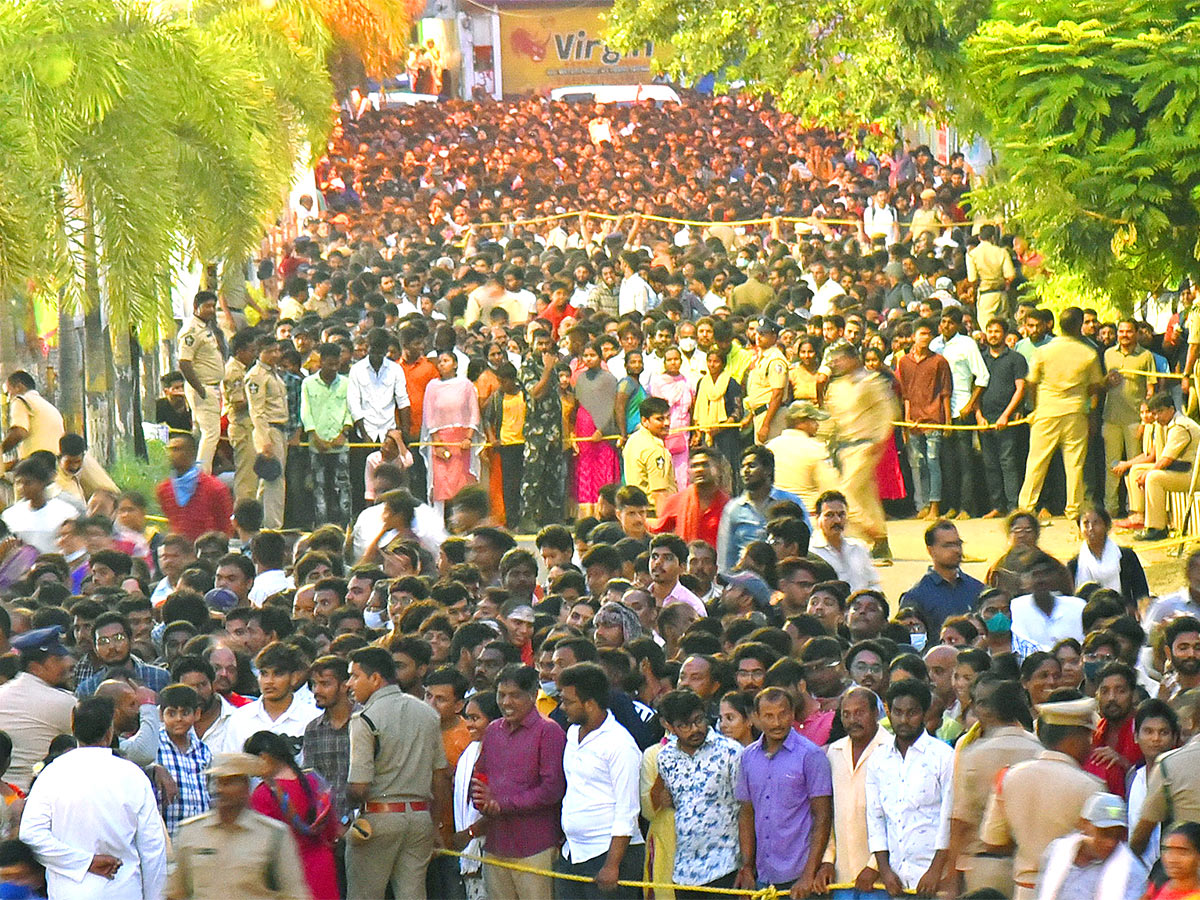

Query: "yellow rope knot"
<box><xmin>753</xmin><ymin>885</ymin><xmax>783</xmax><ymax>900</ymax></box>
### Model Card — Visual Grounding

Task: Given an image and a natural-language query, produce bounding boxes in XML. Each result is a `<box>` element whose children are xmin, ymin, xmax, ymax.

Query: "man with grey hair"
<box><xmin>592</xmin><ymin>601</ymin><xmax>643</xmax><ymax>651</ymax></box>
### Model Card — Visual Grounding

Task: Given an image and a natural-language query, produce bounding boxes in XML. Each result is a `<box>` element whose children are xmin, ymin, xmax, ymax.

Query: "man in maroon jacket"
<box><xmin>156</xmin><ymin>432</ymin><xmax>233</xmax><ymax>540</ymax></box>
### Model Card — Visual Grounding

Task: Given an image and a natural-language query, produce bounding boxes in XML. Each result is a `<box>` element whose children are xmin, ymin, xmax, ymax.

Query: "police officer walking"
<box><xmin>177</xmin><ymin>290</ymin><xmax>227</xmax><ymax>473</ymax></box>
<box><xmin>223</xmin><ymin>329</ymin><xmax>261</xmax><ymax>503</ymax></box>
<box><xmin>246</xmin><ymin>337</ymin><xmax>290</xmax><ymax>529</ymax></box>
<box><xmin>345</xmin><ymin>646</ymin><xmax>451</xmax><ymax>900</ymax></box>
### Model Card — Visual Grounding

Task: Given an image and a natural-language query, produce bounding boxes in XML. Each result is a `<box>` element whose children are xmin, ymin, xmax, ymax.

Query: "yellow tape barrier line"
<box><xmin>435</xmin><ymin>848</ymin><xmax>911</xmax><ymax>898</ymax></box>
<box><xmin>891</xmin><ymin>416</ymin><xmax>1031</xmax><ymax>431</ymax></box>
<box><xmin>1115</xmin><ymin>368</ymin><xmax>1188</xmax><ymax>381</ymax></box>
<box><xmin>460</xmin><ymin>210</ymin><xmax>995</xmax><ymax>233</ymax></box>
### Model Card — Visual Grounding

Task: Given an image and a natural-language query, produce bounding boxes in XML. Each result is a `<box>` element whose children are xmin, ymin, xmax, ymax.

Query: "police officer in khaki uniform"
<box><xmin>245</xmin><ymin>338</ymin><xmax>290</xmax><ymax>529</ymax></box>
<box><xmin>168</xmin><ymin>753</ymin><xmax>308</xmax><ymax>900</ymax></box>
<box><xmin>823</xmin><ymin>343</ymin><xmax>898</xmax><ymax>560</ymax></box>
<box><xmin>177</xmin><ymin>290</ymin><xmax>226</xmax><ymax>473</ymax></box>
<box><xmin>345</xmin><ymin>647</ymin><xmax>450</xmax><ymax>900</ymax></box>
<box><xmin>222</xmin><ymin>329</ymin><xmax>261</xmax><ymax>503</ymax></box>
<box><xmin>1018</xmin><ymin>307</ymin><xmax>1105</xmax><ymax>519</ymax></box>
<box><xmin>744</xmin><ymin>317</ymin><xmax>789</xmax><ymax>443</ymax></box>
<box><xmin>980</xmin><ymin>696</ymin><xmax>1104</xmax><ymax>900</ymax></box>
<box><xmin>1136</xmin><ymin>391</ymin><xmax>1200</xmax><ymax>540</ymax></box>
<box><xmin>766</xmin><ymin>401</ymin><xmax>838</xmax><ymax>512</ymax></box>
<box><xmin>1102</xmin><ymin>320</ymin><xmax>1156</xmax><ymax>512</ymax></box>
<box><xmin>947</xmin><ymin>678</ymin><xmax>1042</xmax><ymax>895</ymax></box>
<box><xmin>622</xmin><ymin>396</ymin><xmax>676</xmax><ymax>515</ymax></box>
<box><xmin>966</xmin><ymin>225</ymin><xmax>1016</xmax><ymax>326</ymax></box>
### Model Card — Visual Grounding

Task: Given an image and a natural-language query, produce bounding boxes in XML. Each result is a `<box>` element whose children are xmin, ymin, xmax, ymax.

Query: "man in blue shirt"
<box><xmin>715</xmin><ymin>445</ymin><xmax>809</xmax><ymax>573</ymax></box>
<box><xmin>900</xmin><ymin>521</ymin><xmax>984</xmax><ymax>637</ymax></box>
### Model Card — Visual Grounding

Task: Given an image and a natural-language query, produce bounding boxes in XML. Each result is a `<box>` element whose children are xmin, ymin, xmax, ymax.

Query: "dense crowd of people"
<box><xmin>0</xmin><ymin>92</ymin><xmax>1198</xmax><ymax>900</ymax></box>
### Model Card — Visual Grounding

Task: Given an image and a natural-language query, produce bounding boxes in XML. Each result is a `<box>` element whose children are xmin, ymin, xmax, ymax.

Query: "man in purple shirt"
<box><xmin>471</xmin><ymin>663</ymin><xmax>567</xmax><ymax>900</ymax></box>
<box><xmin>734</xmin><ymin>686</ymin><xmax>834</xmax><ymax>897</ymax></box>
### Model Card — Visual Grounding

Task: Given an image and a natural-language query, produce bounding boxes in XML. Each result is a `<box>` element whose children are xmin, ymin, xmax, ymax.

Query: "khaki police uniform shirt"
<box><xmin>1141</xmin><ymin>735</ymin><xmax>1200</xmax><ymax>826</ymax></box>
<box><xmin>980</xmin><ymin>749</ymin><xmax>1103</xmax><ymax>885</ymax></box>
<box><xmin>966</xmin><ymin>240</ymin><xmax>1015</xmax><ymax>291</ymax></box>
<box><xmin>1103</xmin><ymin>346</ymin><xmax>1155</xmax><ymax>425</ymax></box>
<box><xmin>1028</xmin><ymin>336</ymin><xmax>1103</xmax><ymax>419</ymax></box>
<box><xmin>745</xmin><ymin>345</ymin><xmax>789</xmax><ymax>415</ymax></box>
<box><xmin>731</xmin><ymin>278</ymin><xmax>775</xmax><ymax>311</ymax></box>
<box><xmin>825</xmin><ymin>368</ymin><xmax>897</xmax><ymax>445</ymax></box>
<box><xmin>168</xmin><ymin>808</ymin><xmax>309</xmax><ymax>900</ymax></box>
<box><xmin>223</xmin><ymin>357</ymin><xmax>251</xmax><ymax>419</ymax></box>
<box><xmin>622</xmin><ymin>425</ymin><xmax>676</xmax><ymax>497</ymax></box>
<box><xmin>1161</xmin><ymin>411</ymin><xmax>1200</xmax><ymax>466</ymax></box>
<box><xmin>348</xmin><ymin>684</ymin><xmax>447</xmax><ymax>803</ymax></box>
<box><xmin>951</xmin><ymin>726</ymin><xmax>1042</xmax><ymax>858</ymax></box>
<box><xmin>177</xmin><ymin>317</ymin><xmax>225</xmax><ymax>385</ymax></box>
<box><xmin>245</xmin><ymin>362</ymin><xmax>289</xmax><ymax>452</ymax></box>
<box><xmin>766</xmin><ymin>428</ymin><xmax>839</xmax><ymax>510</ymax></box>
<box><xmin>7</xmin><ymin>389</ymin><xmax>65</xmax><ymax>460</ymax></box>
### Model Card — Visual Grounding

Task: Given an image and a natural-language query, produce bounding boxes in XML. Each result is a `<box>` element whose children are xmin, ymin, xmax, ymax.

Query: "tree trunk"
<box><xmin>81</xmin><ymin>198</ymin><xmax>115</xmax><ymax>465</ymax></box>
<box><xmin>56</xmin><ymin>307</ymin><xmax>85</xmax><ymax>435</ymax></box>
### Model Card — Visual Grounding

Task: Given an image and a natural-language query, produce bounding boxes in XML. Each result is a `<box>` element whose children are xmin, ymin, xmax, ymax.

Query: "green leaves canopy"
<box><xmin>610</xmin><ymin>0</ymin><xmax>1200</xmax><ymax>305</ymax></box>
<box><xmin>967</xmin><ymin>0</ymin><xmax>1200</xmax><ymax>299</ymax></box>
<box><xmin>0</xmin><ymin>0</ymin><xmax>332</xmax><ymax>343</ymax></box>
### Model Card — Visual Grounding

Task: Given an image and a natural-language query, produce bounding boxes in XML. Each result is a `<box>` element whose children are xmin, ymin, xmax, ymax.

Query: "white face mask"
<box><xmin>678</xmin><ymin>337</ymin><xmax>697</xmax><ymax>354</ymax></box>
<box><xmin>909</xmin><ymin>632</ymin><xmax>928</xmax><ymax>652</ymax></box>
<box><xmin>540</xmin><ymin>680</ymin><xmax>559</xmax><ymax>698</ymax></box>
<box><xmin>363</xmin><ymin>609</ymin><xmax>386</xmax><ymax>630</ymax></box>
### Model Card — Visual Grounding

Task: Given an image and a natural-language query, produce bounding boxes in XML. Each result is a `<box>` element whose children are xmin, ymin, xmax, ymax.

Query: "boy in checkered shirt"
<box><xmin>156</xmin><ymin>683</ymin><xmax>212</xmax><ymax>835</ymax></box>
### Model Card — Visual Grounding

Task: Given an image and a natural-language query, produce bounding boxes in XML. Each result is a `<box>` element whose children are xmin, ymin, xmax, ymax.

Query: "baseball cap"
<box><xmin>1081</xmin><ymin>792</ymin><xmax>1127</xmax><ymax>828</ymax></box>
<box><xmin>721</xmin><ymin>572</ymin><xmax>772</xmax><ymax>607</ymax></box>
<box><xmin>786</xmin><ymin>401</ymin><xmax>830</xmax><ymax>423</ymax></box>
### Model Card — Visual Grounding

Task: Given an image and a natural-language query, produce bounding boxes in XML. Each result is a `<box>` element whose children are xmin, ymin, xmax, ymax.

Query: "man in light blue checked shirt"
<box><xmin>156</xmin><ymin>683</ymin><xmax>212</xmax><ymax>835</ymax></box>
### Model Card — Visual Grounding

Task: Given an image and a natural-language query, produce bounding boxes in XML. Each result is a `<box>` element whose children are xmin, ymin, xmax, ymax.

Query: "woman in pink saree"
<box><xmin>572</xmin><ymin>341</ymin><xmax>620</xmax><ymax>517</ymax></box>
<box><xmin>422</xmin><ymin>351</ymin><xmax>482</xmax><ymax>512</ymax></box>
<box><xmin>649</xmin><ymin>346</ymin><xmax>695</xmax><ymax>489</ymax></box>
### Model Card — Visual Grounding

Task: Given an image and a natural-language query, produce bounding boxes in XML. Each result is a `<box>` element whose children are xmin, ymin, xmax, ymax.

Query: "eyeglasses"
<box><xmin>850</xmin><ymin>662</ymin><xmax>884</xmax><ymax>676</ymax></box>
<box><xmin>96</xmin><ymin>633</ymin><xmax>129</xmax><ymax>647</ymax></box>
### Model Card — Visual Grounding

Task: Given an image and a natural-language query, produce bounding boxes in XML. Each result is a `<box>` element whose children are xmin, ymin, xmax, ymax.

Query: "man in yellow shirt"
<box><xmin>1101</xmin><ymin>319</ymin><xmax>1156</xmax><ymax>514</ymax></box>
<box><xmin>622</xmin><ymin>397</ymin><xmax>676</xmax><ymax>516</ymax></box>
<box><xmin>1017</xmin><ymin>307</ymin><xmax>1105</xmax><ymax>520</ymax></box>
<box><xmin>767</xmin><ymin>402</ymin><xmax>839</xmax><ymax>512</ymax></box>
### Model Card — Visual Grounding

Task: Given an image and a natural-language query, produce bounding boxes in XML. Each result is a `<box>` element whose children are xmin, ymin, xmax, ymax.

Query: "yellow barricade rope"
<box><xmin>434</xmin><ymin>848</ymin><xmax>913</xmax><ymax>898</ymax></box>
<box><xmin>1116</xmin><ymin>368</ymin><xmax>1188</xmax><ymax>380</ymax></box>
<box><xmin>890</xmin><ymin>416</ymin><xmax>1031</xmax><ymax>431</ymax></box>
<box><xmin>460</xmin><ymin>210</ymin><xmax>994</xmax><ymax>234</ymax></box>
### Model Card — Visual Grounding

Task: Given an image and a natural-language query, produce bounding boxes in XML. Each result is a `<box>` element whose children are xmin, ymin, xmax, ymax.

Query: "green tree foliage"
<box><xmin>967</xmin><ymin>0</ymin><xmax>1200</xmax><ymax>300</ymax></box>
<box><xmin>610</xmin><ymin>0</ymin><xmax>1200</xmax><ymax>305</ymax></box>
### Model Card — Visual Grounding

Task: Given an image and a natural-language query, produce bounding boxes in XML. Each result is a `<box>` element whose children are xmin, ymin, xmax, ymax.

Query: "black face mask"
<box><xmin>1082</xmin><ymin>659</ymin><xmax>1105</xmax><ymax>683</ymax></box>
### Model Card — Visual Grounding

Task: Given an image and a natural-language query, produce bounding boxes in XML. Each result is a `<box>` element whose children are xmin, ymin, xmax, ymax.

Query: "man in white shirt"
<box><xmin>809</xmin><ymin>490</ymin><xmax>882</xmax><ymax>592</ymax></box>
<box><xmin>556</xmin><ymin>662</ymin><xmax>645</xmax><ymax>898</ymax></box>
<box><xmin>862</xmin><ymin>188</ymin><xmax>900</xmax><ymax>246</ymax></box>
<box><xmin>20</xmin><ymin>695</ymin><xmax>168</xmax><ymax>900</ymax></box>
<box><xmin>931</xmin><ymin>307</ymin><xmax>991</xmax><ymax>517</ymax></box>
<box><xmin>221</xmin><ymin>642</ymin><xmax>318</xmax><ymax>763</ymax></box>
<box><xmin>807</xmin><ymin>262</ymin><xmax>846</xmax><ymax>317</ymax></box>
<box><xmin>247</xmin><ymin>530</ymin><xmax>294</xmax><ymax>607</ymax></box>
<box><xmin>863</xmin><ymin>680</ymin><xmax>954</xmax><ymax>896</ymax></box>
<box><xmin>0</xmin><ymin>627</ymin><xmax>77</xmax><ymax>791</ymax></box>
<box><xmin>347</xmin><ymin>327</ymin><xmax>411</xmax><ymax>444</ymax></box>
<box><xmin>618</xmin><ymin>251</ymin><xmax>653</xmax><ymax>315</ymax></box>
<box><xmin>1010</xmin><ymin>552</ymin><xmax>1087</xmax><ymax>649</ymax></box>
<box><xmin>1</xmin><ymin>458</ymin><xmax>80</xmax><ymax>555</ymax></box>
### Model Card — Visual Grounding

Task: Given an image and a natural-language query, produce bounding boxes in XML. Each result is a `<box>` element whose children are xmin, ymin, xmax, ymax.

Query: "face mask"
<box><xmin>678</xmin><ymin>337</ymin><xmax>697</xmax><ymax>353</ymax></box>
<box><xmin>363</xmin><ymin>609</ymin><xmax>386</xmax><ymax>630</ymax></box>
<box><xmin>1082</xmin><ymin>659</ymin><xmax>1105</xmax><ymax>683</ymax></box>
<box><xmin>540</xmin><ymin>680</ymin><xmax>559</xmax><ymax>698</ymax></box>
<box><xmin>735</xmin><ymin>257</ymin><xmax>750</xmax><ymax>268</ymax></box>
<box><xmin>909</xmin><ymin>632</ymin><xmax>927</xmax><ymax>652</ymax></box>
<box><xmin>984</xmin><ymin>611</ymin><xmax>1012</xmax><ymax>634</ymax></box>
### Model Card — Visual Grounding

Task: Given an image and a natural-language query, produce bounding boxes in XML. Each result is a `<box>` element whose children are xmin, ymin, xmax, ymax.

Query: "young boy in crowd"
<box><xmin>156</xmin><ymin>683</ymin><xmax>212</xmax><ymax>835</ymax></box>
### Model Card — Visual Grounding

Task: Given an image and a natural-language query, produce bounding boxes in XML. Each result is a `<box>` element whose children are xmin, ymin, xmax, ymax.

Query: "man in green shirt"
<box><xmin>300</xmin><ymin>342</ymin><xmax>354</xmax><ymax>526</ymax></box>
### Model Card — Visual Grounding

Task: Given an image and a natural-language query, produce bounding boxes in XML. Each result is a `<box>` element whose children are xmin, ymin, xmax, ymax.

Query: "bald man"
<box><xmin>95</xmin><ymin>679</ymin><xmax>161</xmax><ymax>767</ymax></box>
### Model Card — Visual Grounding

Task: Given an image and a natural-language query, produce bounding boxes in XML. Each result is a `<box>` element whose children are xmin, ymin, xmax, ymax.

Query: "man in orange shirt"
<box><xmin>399</xmin><ymin>321</ymin><xmax>439</xmax><ymax>500</ymax></box>
<box><xmin>424</xmin><ymin>665</ymin><xmax>473</xmax><ymax>899</ymax></box>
